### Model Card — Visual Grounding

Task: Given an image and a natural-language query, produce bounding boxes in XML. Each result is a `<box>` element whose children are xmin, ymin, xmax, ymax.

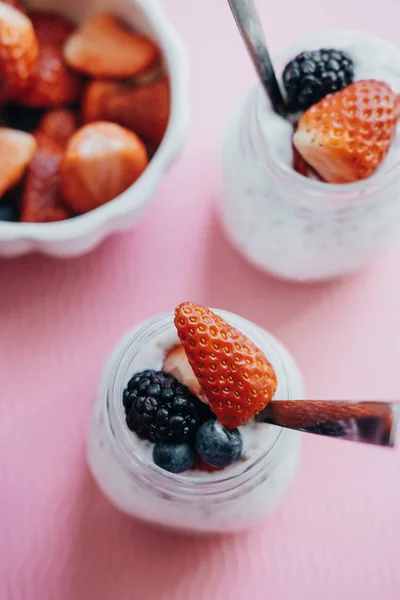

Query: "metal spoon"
<box><xmin>227</xmin><ymin>0</ymin><xmax>287</xmax><ymax>117</ymax></box>
<box><xmin>256</xmin><ymin>400</ymin><xmax>399</xmax><ymax>447</ymax></box>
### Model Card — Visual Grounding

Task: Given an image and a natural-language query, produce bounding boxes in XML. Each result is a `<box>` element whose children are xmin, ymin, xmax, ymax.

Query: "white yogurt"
<box><xmin>220</xmin><ymin>30</ymin><xmax>400</xmax><ymax>282</ymax></box>
<box><xmin>87</xmin><ymin>310</ymin><xmax>306</xmax><ymax>534</ymax></box>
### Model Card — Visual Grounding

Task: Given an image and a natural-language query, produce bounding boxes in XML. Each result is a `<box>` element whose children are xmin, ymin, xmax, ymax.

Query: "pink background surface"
<box><xmin>1</xmin><ymin>0</ymin><xmax>400</xmax><ymax>598</ymax></box>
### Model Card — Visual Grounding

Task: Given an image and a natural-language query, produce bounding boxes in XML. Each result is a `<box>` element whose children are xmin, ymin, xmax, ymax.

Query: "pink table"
<box><xmin>1</xmin><ymin>1</ymin><xmax>400</xmax><ymax>598</ymax></box>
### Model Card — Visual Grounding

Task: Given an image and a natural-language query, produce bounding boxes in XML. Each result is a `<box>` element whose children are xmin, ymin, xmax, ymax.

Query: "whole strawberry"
<box><xmin>174</xmin><ymin>303</ymin><xmax>277</xmax><ymax>429</ymax></box>
<box><xmin>293</xmin><ymin>79</ymin><xmax>400</xmax><ymax>183</ymax></box>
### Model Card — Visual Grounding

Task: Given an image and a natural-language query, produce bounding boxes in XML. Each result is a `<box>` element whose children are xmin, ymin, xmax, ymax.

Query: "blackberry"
<box><xmin>282</xmin><ymin>48</ymin><xmax>354</xmax><ymax>112</ymax></box>
<box><xmin>304</xmin><ymin>420</ymin><xmax>347</xmax><ymax>437</ymax></box>
<box><xmin>124</xmin><ymin>370</ymin><xmax>211</xmax><ymax>443</ymax></box>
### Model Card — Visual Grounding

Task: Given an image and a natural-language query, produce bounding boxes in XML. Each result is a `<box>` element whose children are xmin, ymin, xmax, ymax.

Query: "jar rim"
<box><xmin>251</xmin><ymin>28</ymin><xmax>400</xmax><ymax>207</ymax></box>
<box><xmin>104</xmin><ymin>310</ymin><xmax>294</xmax><ymax>497</ymax></box>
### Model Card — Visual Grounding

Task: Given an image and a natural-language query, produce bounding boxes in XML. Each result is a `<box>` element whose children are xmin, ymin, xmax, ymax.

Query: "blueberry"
<box><xmin>195</xmin><ymin>419</ymin><xmax>243</xmax><ymax>468</ymax></box>
<box><xmin>153</xmin><ymin>442</ymin><xmax>194</xmax><ymax>473</ymax></box>
<box><xmin>0</xmin><ymin>204</ymin><xmax>18</xmax><ymax>222</ymax></box>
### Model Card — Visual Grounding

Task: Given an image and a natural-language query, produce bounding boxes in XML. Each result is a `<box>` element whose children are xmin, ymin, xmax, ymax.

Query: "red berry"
<box><xmin>293</xmin><ymin>79</ymin><xmax>400</xmax><ymax>183</ymax></box>
<box><xmin>174</xmin><ymin>302</ymin><xmax>277</xmax><ymax>429</ymax></box>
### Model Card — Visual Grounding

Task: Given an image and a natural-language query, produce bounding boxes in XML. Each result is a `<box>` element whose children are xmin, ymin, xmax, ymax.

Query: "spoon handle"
<box><xmin>227</xmin><ymin>0</ymin><xmax>286</xmax><ymax>116</ymax></box>
<box><xmin>256</xmin><ymin>400</ymin><xmax>400</xmax><ymax>447</ymax></box>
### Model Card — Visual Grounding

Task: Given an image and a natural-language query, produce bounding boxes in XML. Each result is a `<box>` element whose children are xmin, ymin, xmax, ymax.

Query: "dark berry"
<box><xmin>124</xmin><ymin>370</ymin><xmax>212</xmax><ymax>443</ymax></box>
<box><xmin>282</xmin><ymin>48</ymin><xmax>354</xmax><ymax>112</ymax></box>
<box><xmin>304</xmin><ymin>421</ymin><xmax>347</xmax><ymax>437</ymax></box>
<box><xmin>153</xmin><ymin>442</ymin><xmax>194</xmax><ymax>473</ymax></box>
<box><xmin>0</xmin><ymin>203</ymin><xmax>18</xmax><ymax>222</ymax></box>
<box><xmin>195</xmin><ymin>419</ymin><xmax>242</xmax><ymax>468</ymax></box>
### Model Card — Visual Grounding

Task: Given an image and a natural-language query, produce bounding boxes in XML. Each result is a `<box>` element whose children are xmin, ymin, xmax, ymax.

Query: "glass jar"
<box><xmin>88</xmin><ymin>310</ymin><xmax>306</xmax><ymax>534</ymax></box>
<box><xmin>219</xmin><ymin>30</ymin><xmax>400</xmax><ymax>282</ymax></box>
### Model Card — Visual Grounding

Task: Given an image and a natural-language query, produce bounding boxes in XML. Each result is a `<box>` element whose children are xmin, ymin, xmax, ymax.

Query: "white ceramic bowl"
<box><xmin>0</xmin><ymin>0</ymin><xmax>189</xmax><ymax>257</ymax></box>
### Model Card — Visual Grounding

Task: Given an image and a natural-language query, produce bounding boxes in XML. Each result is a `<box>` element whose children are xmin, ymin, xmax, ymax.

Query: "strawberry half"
<box><xmin>63</xmin><ymin>12</ymin><xmax>159</xmax><ymax>79</ymax></box>
<box><xmin>59</xmin><ymin>121</ymin><xmax>149</xmax><ymax>214</ymax></box>
<box><xmin>82</xmin><ymin>76</ymin><xmax>170</xmax><ymax>146</ymax></box>
<box><xmin>293</xmin><ymin>79</ymin><xmax>400</xmax><ymax>184</ymax></box>
<box><xmin>0</xmin><ymin>4</ymin><xmax>38</xmax><ymax>100</ymax></box>
<box><xmin>0</xmin><ymin>127</ymin><xmax>36</xmax><ymax>196</ymax></box>
<box><xmin>18</xmin><ymin>12</ymin><xmax>82</xmax><ymax>108</ymax></box>
<box><xmin>174</xmin><ymin>302</ymin><xmax>277</xmax><ymax>429</ymax></box>
<box><xmin>20</xmin><ymin>131</ymin><xmax>72</xmax><ymax>223</ymax></box>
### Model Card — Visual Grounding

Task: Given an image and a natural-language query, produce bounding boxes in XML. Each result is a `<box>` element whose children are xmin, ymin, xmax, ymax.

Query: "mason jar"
<box><xmin>88</xmin><ymin>310</ymin><xmax>306</xmax><ymax>534</ymax></box>
<box><xmin>219</xmin><ymin>30</ymin><xmax>400</xmax><ymax>282</ymax></box>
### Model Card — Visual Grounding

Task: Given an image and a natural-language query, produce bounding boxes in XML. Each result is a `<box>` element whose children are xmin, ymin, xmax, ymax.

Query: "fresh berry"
<box><xmin>82</xmin><ymin>76</ymin><xmax>170</xmax><ymax>146</ymax></box>
<box><xmin>174</xmin><ymin>302</ymin><xmax>277</xmax><ymax>429</ymax></box>
<box><xmin>162</xmin><ymin>344</ymin><xmax>204</xmax><ymax>400</ymax></box>
<box><xmin>59</xmin><ymin>121</ymin><xmax>149</xmax><ymax>214</ymax></box>
<box><xmin>124</xmin><ymin>370</ymin><xmax>212</xmax><ymax>443</ymax></box>
<box><xmin>282</xmin><ymin>48</ymin><xmax>354</xmax><ymax>112</ymax></box>
<box><xmin>63</xmin><ymin>12</ymin><xmax>159</xmax><ymax>79</ymax></box>
<box><xmin>293</xmin><ymin>79</ymin><xmax>400</xmax><ymax>183</ymax></box>
<box><xmin>28</xmin><ymin>11</ymin><xmax>75</xmax><ymax>46</ymax></box>
<box><xmin>38</xmin><ymin>108</ymin><xmax>78</xmax><ymax>148</ymax></box>
<box><xmin>256</xmin><ymin>400</ymin><xmax>393</xmax><ymax>430</ymax></box>
<box><xmin>153</xmin><ymin>442</ymin><xmax>194</xmax><ymax>474</ymax></box>
<box><xmin>0</xmin><ymin>4</ymin><xmax>38</xmax><ymax>100</ymax></box>
<box><xmin>2</xmin><ymin>103</ymin><xmax>43</xmax><ymax>132</ymax></box>
<box><xmin>20</xmin><ymin>131</ymin><xmax>72</xmax><ymax>222</ymax></box>
<box><xmin>0</xmin><ymin>127</ymin><xmax>36</xmax><ymax>196</ymax></box>
<box><xmin>18</xmin><ymin>22</ymin><xmax>82</xmax><ymax>108</ymax></box>
<box><xmin>195</xmin><ymin>419</ymin><xmax>242</xmax><ymax>468</ymax></box>
<box><xmin>0</xmin><ymin>202</ymin><xmax>18</xmax><ymax>221</ymax></box>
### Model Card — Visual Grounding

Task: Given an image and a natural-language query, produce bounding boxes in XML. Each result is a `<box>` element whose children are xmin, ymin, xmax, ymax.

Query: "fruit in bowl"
<box><xmin>0</xmin><ymin>2</ymin><xmax>172</xmax><ymax>226</ymax></box>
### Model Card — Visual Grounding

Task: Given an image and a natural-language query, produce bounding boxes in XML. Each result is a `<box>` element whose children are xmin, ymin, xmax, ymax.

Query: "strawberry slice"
<box><xmin>20</xmin><ymin>131</ymin><xmax>72</xmax><ymax>223</ymax></box>
<box><xmin>63</xmin><ymin>12</ymin><xmax>159</xmax><ymax>79</ymax></box>
<box><xmin>18</xmin><ymin>12</ymin><xmax>82</xmax><ymax>108</ymax></box>
<box><xmin>162</xmin><ymin>344</ymin><xmax>205</xmax><ymax>400</ymax></box>
<box><xmin>174</xmin><ymin>302</ymin><xmax>277</xmax><ymax>429</ymax></box>
<box><xmin>82</xmin><ymin>76</ymin><xmax>170</xmax><ymax>147</ymax></box>
<box><xmin>0</xmin><ymin>127</ymin><xmax>36</xmax><ymax>196</ymax></box>
<box><xmin>0</xmin><ymin>4</ymin><xmax>38</xmax><ymax>100</ymax></box>
<box><xmin>59</xmin><ymin>121</ymin><xmax>149</xmax><ymax>214</ymax></box>
<box><xmin>38</xmin><ymin>108</ymin><xmax>78</xmax><ymax>148</ymax></box>
<box><xmin>293</xmin><ymin>79</ymin><xmax>400</xmax><ymax>183</ymax></box>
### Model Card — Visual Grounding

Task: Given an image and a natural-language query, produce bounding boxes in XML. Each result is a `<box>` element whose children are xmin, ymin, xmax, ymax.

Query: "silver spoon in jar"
<box><xmin>226</xmin><ymin>0</ymin><xmax>288</xmax><ymax>118</ymax></box>
<box><xmin>256</xmin><ymin>400</ymin><xmax>400</xmax><ymax>448</ymax></box>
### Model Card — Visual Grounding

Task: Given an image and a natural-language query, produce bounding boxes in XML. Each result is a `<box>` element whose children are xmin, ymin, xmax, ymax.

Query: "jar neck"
<box><xmin>103</xmin><ymin>310</ymin><xmax>292</xmax><ymax>500</ymax></box>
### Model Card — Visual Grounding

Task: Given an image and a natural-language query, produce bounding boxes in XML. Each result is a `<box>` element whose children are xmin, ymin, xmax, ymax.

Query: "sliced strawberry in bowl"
<box><xmin>18</xmin><ymin>12</ymin><xmax>82</xmax><ymax>108</ymax></box>
<box><xmin>59</xmin><ymin>121</ymin><xmax>149</xmax><ymax>214</ymax></box>
<box><xmin>293</xmin><ymin>79</ymin><xmax>400</xmax><ymax>183</ymax></box>
<box><xmin>63</xmin><ymin>12</ymin><xmax>159</xmax><ymax>79</ymax></box>
<box><xmin>174</xmin><ymin>302</ymin><xmax>277</xmax><ymax>429</ymax></box>
<box><xmin>82</xmin><ymin>76</ymin><xmax>170</xmax><ymax>147</ymax></box>
<box><xmin>0</xmin><ymin>127</ymin><xmax>36</xmax><ymax>196</ymax></box>
<box><xmin>20</xmin><ymin>131</ymin><xmax>73</xmax><ymax>223</ymax></box>
<box><xmin>0</xmin><ymin>3</ymin><xmax>38</xmax><ymax>101</ymax></box>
